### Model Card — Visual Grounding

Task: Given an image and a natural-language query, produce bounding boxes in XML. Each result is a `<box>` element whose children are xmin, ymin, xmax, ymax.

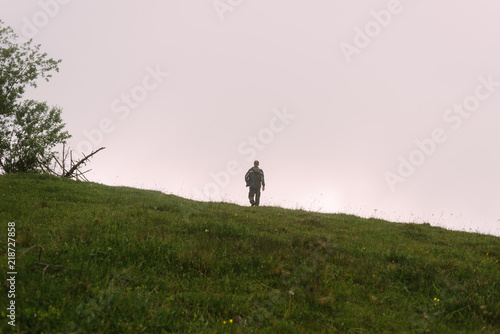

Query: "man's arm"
<box><xmin>261</xmin><ymin>170</ymin><xmax>265</xmax><ymax>188</ymax></box>
<box><xmin>245</xmin><ymin>168</ymin><xmax>251</xmax><ymax>183</ymax></box>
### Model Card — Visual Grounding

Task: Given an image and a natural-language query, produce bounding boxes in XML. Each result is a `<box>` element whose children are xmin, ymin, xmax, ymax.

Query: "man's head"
<box><xmin>254</xmin><ymin>160</ymin><xmax>259</xmax><ymax>167</ymax></box>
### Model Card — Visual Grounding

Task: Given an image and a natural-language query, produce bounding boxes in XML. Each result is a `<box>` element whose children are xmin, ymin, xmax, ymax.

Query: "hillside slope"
<box><xmin>0</xmin><ymin>173</ymin><xmax>499</xmax><ymax>333</ymax></box>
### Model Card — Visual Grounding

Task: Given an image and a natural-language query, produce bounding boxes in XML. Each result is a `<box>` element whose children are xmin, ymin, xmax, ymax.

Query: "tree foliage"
<box><xmin>0</xmin><ymin>20</ymin><xmax>69</xmax><ymax>173</ymax></box>
<box><xmin>0</xmin><ymin>100</ymin><xmax>70</xmax><ymax>173</ymax></box>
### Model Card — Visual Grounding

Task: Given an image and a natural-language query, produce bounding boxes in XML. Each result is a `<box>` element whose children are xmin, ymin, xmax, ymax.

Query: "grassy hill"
<box><xmin>0</xmin><ymin>173</ymin><xmax>499</xmax><ymax>333</ymax></box>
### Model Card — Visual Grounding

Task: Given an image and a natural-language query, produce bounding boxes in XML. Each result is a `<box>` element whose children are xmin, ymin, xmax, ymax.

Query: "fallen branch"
<box><xmin>34</xmin><ymin>262</ymin><xmax>76</xmax><ymax>270</ymax></box>
<box><xmin>34</xmin><ymin>262</ymin><xmax>79</xmax><ymax>282</ymax></box>
<box><xmin>64</xmin><ymin>147</ymin><xmax>105</xmax><ymax>178</ymax></box>
<box><xmin>20</xmin><ymin>245</ymin><xmax>44</xmax><ymax>261</ymax></box>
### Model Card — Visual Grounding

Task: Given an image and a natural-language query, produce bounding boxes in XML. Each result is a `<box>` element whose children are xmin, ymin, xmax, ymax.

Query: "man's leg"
<box><xmin>255</xmin><ymin>188</ymin><xmax>261</xmax><ymax>206</ymax></box>
<box><xmin>248</xmin><ymin>188</ymin><xmax>256</xmax><ymax>206</ymax></box>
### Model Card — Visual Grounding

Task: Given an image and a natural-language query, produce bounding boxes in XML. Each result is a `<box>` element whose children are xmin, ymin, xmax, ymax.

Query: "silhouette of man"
<box><xmin>245</xmin><ymin>160</ymin><xmax>265</xmax><ymax>206</ymax></box>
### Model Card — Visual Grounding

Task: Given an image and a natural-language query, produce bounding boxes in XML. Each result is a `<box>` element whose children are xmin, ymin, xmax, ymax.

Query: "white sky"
<box><xmin>2</xmin><ymin>0</ymin><xmax>499</xmax><ymax>236</ymax></box>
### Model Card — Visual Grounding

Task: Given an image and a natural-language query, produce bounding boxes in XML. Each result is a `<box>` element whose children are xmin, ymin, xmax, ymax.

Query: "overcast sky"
<box><xmin>3</xmin><ymin>0</ymin><xmax>499</xmax><ymax>236</ymax></box>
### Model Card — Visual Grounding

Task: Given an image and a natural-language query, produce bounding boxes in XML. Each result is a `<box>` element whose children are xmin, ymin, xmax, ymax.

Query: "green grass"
<box><xmin>0</xmin><ymin>173</ymin><xmax>499</xmax><ymax>333</ymax></box>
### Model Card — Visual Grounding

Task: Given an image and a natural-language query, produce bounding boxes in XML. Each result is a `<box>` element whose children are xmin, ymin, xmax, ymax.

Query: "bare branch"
<box><xmin>34</xmin><ymin>262</ymin><xmax>76</xmax><ymax>270</ymax></box>
<box><xmin>20</xmin><ymin>245</ymin><xmax>44</xmax><ymax>261</ymax></box>
<box><xmin>63</xmin><ymin>147</ymin><xmax>105</xmax><ymax>178</ymax></box>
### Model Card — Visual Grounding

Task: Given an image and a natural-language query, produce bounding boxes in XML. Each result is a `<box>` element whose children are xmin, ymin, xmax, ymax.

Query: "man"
<box><xmin>245</xmin><ymin>160</ymin><xmax>265</xmax><ymax>206</ymax></box>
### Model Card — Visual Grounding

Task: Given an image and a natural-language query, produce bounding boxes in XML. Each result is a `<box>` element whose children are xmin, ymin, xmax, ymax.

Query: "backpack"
<box><xmin>246</xmin><ymin>167</ymin><xmax>261</xmax><ymax>187</ymax></box>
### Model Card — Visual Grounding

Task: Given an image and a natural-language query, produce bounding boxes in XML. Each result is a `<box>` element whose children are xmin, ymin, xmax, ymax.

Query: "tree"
<box><xmin>0</xmin><ymin>21</ymin><xmax>61</xmax><ymax>116</ymax></box>
<box><xmin>0</xmin><ymin>100</ymin><xmax>70</xmax><ymax>173</ymax></box>
<box><xmin>0</xmin><ymin>20</ymin><xmax>69</xmax><ymax>174</ymax></box>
